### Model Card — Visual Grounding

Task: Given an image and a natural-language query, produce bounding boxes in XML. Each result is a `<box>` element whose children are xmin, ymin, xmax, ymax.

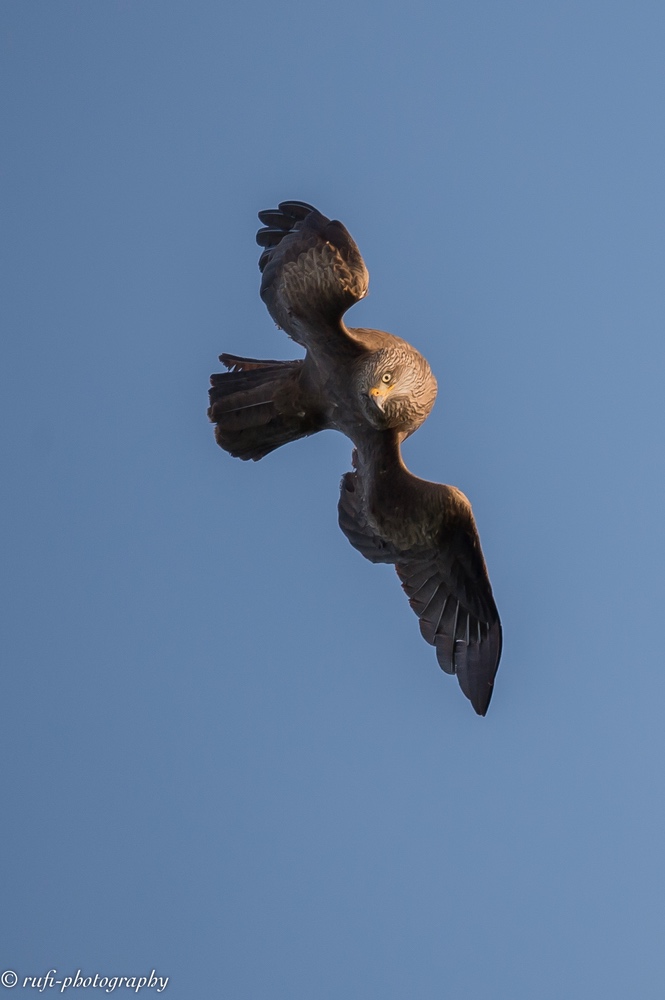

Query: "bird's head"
<box><xmin>355</xmin><ymin>346</ymin><xmax>437</xmax><ymax>433</ymax></box>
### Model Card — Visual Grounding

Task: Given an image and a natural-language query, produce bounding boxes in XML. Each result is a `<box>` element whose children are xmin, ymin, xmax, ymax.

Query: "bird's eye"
<box><xmin>381</xmin><ymin>372</ymin><xmax>392</xmax><ymax>383</ymax></box>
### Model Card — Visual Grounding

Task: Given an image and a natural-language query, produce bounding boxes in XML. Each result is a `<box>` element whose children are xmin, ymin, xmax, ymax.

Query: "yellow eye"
<box><xmin>381</xmin><ymin>372</ymin><xmax>392</xmax><ymax>383</ymax></box>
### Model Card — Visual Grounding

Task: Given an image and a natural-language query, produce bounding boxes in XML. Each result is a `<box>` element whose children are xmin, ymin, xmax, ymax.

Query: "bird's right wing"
<box><xmin>394</xmin><ymin>541</ymin><xmax>502</xmax><ymax>718</ymax></box>
<box><xmin>257</xmin><ymin>201</ymin><xmax>369</xmax><ymax>352</ymax></box>
<box><xmin>338</xmin><ymin>469</ymin><xmax>502</xmax><ymax>716</ymax></box>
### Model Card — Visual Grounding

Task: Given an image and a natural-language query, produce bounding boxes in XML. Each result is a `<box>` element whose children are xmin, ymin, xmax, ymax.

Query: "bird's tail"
<box><xmin>208</xmin><ymin>354</ymin><xmax>322</xmax><ymax>461</ymax></box>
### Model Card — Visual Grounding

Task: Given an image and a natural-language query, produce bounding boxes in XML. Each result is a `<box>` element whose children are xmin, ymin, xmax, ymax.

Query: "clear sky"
<box><xmin>2</xmin><ymin>2</ymin><xmax>665</xmax><ymax>998</ymax></box>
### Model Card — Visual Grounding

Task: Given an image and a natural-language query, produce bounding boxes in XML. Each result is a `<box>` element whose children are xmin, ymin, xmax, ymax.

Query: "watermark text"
<box><xmin>1</xmin><ymin>970</ymin><xmax>168</xmax><ymax>994</ymax></box>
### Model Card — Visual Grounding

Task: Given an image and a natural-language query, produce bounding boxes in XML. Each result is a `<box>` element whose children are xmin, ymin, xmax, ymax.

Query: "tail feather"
<box><xmin>218</xmin><ymin>353</ymin><xmax>291</xmax><ymax>373</ymax></box>
<box><xmin>208</xmin><ymin>355</ymin><xmax>324</xmax><ymax>461</ymax></box>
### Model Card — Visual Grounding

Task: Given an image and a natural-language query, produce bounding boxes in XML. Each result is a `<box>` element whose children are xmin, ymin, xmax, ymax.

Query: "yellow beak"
<box><xmin>369</xmin><ymin>384</ymin><xmax>394</xmax><ymax>411</ymax></box>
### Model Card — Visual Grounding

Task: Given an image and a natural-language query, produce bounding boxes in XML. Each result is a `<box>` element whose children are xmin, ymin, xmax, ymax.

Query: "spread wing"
<box><xmin>338</xmin><ymin>471</ymin><xmax>502</xmax><ymax>716</ymax></box>
<box><xmin>257</xmin><ymin>201</ymin><xmax>369</xmax><ymax>352</ymax></box>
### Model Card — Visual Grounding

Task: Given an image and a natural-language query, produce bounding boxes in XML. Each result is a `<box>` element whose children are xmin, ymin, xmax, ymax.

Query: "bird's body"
<box><xmin>209</xmin><ymin>201</ymin><xmax>502</xmax><ymax>715</ymax></box>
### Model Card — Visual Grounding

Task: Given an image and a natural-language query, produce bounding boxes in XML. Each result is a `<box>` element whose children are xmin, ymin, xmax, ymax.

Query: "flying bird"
<box><xmin>208</xmin><ymin>201</ymin><xmax>502</xmax><ymax>715</ymax></box>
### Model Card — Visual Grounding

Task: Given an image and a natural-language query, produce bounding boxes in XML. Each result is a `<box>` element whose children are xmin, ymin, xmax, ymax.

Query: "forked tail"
<box><xmin>208</xmin><ymin>354</ymin><xmax>324</xmax><ymax>461</ymax></box>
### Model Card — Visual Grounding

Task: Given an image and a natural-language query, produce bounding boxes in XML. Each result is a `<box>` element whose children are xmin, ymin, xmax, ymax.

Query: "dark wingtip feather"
<box><xmin>277</xmin><ymin>200</ymin><xmax>317</xmax><ymax>218</ymax></box>
<box><xmin>455</xmin><ymin>640</ymin><xmax>492</xmax><ymax>716</ymax></box>
<box><xmin>452</xmin><ymin>618</ymin><xmax>502</xmax><ymax>716</ymax></box>
<box><xmin>257</xmin><ymin>210</ymin><xmax>290</xmax><ymax>228</ymax></box>
<box><xmin>256</xmin><ymin>228</ymin><xmax>287</xmax><ymax>248</ymax></box>
<box><xmin>257</xmin><ymin>202</ymin><xmax>316</xmax><ymax>228</ymax></box>
<box><xmin>258</xmin><ymin>248</ymin><xmax>272</xmax><ymax>273</ymax></box>
<box><xmin>256</xmin><ymin>202</ymin><xmax>319</xmax><ymax>269</ymax></box>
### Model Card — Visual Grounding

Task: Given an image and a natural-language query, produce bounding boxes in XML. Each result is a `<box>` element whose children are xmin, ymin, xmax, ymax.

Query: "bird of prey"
<box><xmin>208</xmin><ymin>201</ymin><xmax>502</xmax><ymax>715</ymax></box>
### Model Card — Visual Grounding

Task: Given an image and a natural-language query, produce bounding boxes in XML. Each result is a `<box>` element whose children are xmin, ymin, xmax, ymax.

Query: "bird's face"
<box><xmin>355</xmin><ymin>348</ymin><xmax>437</xmax><ymax>433</ymax></box>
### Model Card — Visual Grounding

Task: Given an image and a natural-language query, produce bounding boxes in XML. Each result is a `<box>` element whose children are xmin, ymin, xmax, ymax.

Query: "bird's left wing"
<box><xmin>257</xmin><ymin>201</ymin><xmax>369</xmax><ymax>353</ymax></box>
<box><xmin>338</xmin><ymin>471</ymin><xmax>502</xmax><ymax>716</ymax></box>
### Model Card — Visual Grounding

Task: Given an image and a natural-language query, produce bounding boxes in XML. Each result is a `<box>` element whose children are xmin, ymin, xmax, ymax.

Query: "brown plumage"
<box><xmin>208</xmin><ymin>201</ymin><xmax>502</xmax><ymax>715</ymax></box>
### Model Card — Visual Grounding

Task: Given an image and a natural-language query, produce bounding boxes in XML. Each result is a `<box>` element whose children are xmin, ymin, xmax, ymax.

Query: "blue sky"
<box><xmin>2</xmin><ymin>2</ymin><xmax>665</xmax><ymax>997</ymax></box>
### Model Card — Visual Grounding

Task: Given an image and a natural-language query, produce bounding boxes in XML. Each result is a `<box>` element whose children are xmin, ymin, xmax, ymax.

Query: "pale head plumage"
<box><xmin>353</xmin><ymin>346</ymin><xmax>437</xmax><ymax>433</ymax></box>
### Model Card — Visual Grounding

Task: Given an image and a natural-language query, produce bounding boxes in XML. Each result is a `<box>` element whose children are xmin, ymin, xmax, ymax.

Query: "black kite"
<box><xmin>209</xmin><ymin>202</ymin><xmax>502</xmax><ymax>714</ymax></box>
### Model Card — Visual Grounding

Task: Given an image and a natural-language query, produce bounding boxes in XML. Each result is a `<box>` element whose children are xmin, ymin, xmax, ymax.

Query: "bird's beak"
<box><xmin>369</xmin><ymin>384</ymin><xmax>394</xmax><ymax>412</ymax></box>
